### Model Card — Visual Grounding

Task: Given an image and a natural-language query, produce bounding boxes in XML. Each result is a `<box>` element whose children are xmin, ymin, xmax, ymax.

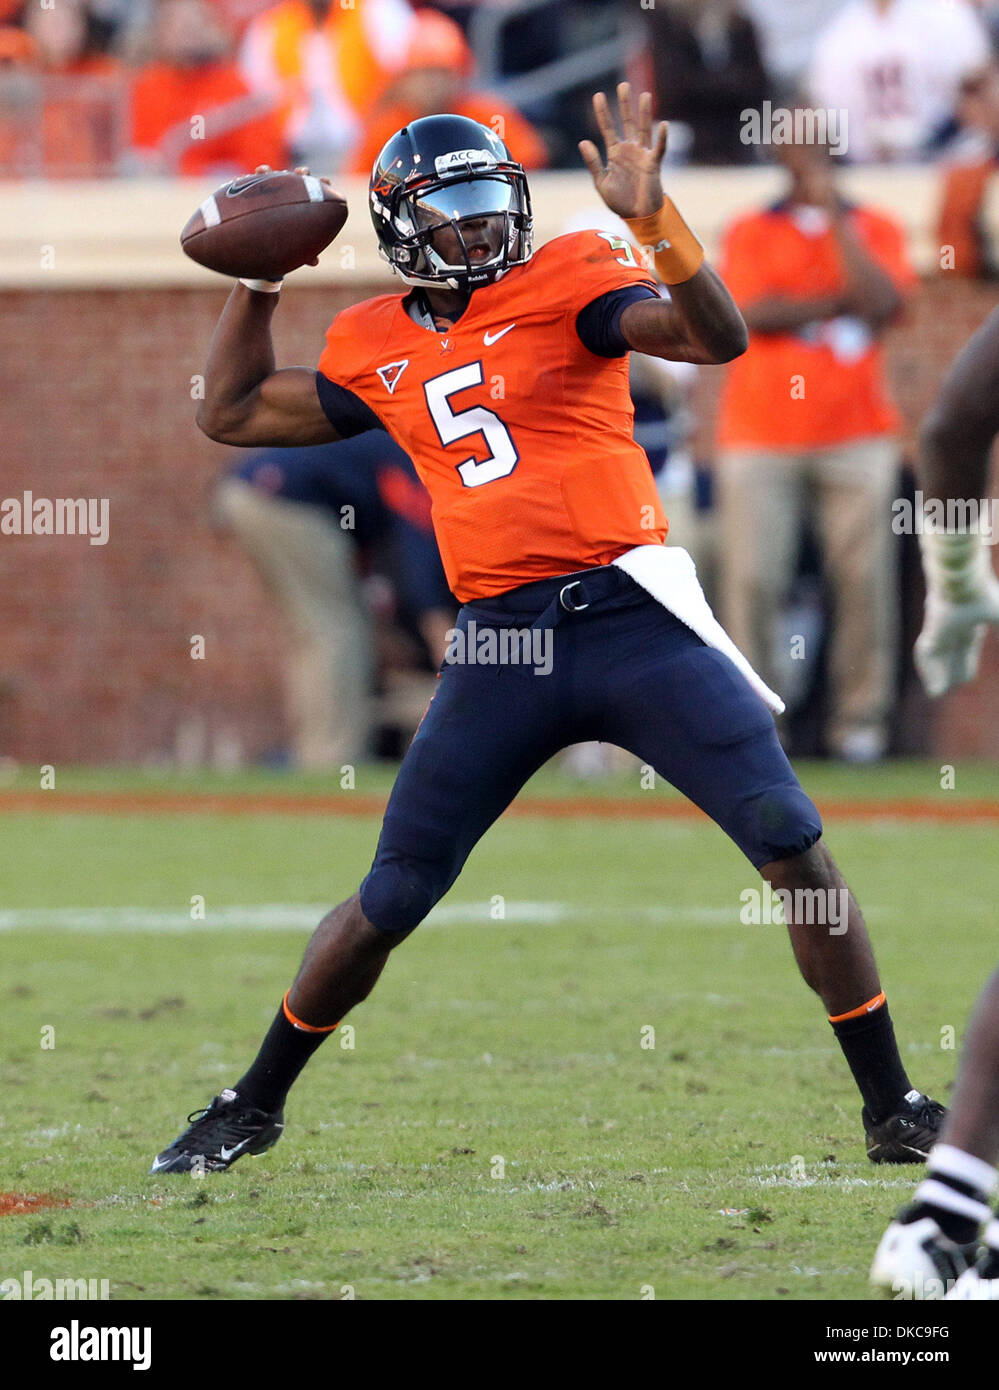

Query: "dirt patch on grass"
<box><xmin>0</xmin><ymin>1193</ymin><xmax>72</xmax><ymax>1216</ymax></box>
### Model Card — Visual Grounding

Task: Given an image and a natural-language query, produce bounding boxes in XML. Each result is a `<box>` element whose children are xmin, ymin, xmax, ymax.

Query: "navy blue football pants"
<box><xmin>360</xmin><ymin>566</ymin><xmax>823</xmax><ymax>934</ymax></box>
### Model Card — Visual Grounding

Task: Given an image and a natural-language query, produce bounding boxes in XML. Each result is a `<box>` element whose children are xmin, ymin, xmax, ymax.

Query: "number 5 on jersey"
<box><xmin>424</xmin><ymin>362</ymin><xmax>520</xmax><ymax>488</ymax></box>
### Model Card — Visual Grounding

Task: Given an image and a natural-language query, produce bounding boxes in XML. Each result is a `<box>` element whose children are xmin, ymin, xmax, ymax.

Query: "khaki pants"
<box><xmin>215</xmin><ymin>477</ymin><xmax>372</xmax><ymax>769</ymax></box>
<box><xmin>717</xmin><ymin>437</ymin><xmax>899</xmax><ymax>753</ymax></box>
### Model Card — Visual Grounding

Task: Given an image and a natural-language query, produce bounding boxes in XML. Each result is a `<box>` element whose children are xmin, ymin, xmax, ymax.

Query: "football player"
<box><xmin>872</xmin><ymin>307</ymin><xmax>999</xmax><ymax>1299</ymax></box>
<box><xmin>152</xmin><ymin>86</ymin><xmax>943</xmax><ymax>1174</ymax></box>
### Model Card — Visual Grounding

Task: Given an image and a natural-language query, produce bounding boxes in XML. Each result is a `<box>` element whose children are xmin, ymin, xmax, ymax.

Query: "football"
<box><xmin>180</xmin><ymin>170</ymin><xmax>348</xmax><ymax>280</ymax></box>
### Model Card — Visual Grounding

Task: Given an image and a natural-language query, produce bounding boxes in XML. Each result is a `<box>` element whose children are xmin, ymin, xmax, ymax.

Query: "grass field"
<box><xmin>2</xmin><ymin>759</ymin><xmax>998</xmax><ymax>1302</ymax></box>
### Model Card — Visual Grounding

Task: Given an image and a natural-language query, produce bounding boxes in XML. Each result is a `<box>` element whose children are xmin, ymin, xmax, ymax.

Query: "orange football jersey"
<box><xmin>317</xmin><ymin>230</ymin><xmax>667</xmax><ymax>602</ymax></box>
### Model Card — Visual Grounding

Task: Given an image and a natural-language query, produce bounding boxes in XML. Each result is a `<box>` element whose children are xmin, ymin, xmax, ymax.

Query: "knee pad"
<box><xmin>740</xmin><ymin>782</ymin><xmax>823</xmax><ymax>868</ymax></box>
<box><xmin>359</xmin><ymin>855</ymin><xmax>447</xmax><ymax>934</ymax></box>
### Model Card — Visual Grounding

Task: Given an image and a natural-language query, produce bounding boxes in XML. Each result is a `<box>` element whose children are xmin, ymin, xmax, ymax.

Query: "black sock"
<box><xmin>911</xmin><ymin>1181</ymin><xmax>987</xmax><ymax>1245</ymax></box>
<box><xmin>829</xmin><ymin>1002</ymin><xmax>911</xmax><ymax>1123</ymax></box>
<box><xmin>980</xmin><ymin>1218</ymin><xmax>999</xmax><ymax>1277</ymax></box>
<box><xmin>913</xmin><ymin>1146</ymin><xmax>996</xmax><ymax>1246</ymax></box>
<box><xmin>234</xmin><ymin>999</ymin><xmax>333</xmax><ymax>1113</ymax></box>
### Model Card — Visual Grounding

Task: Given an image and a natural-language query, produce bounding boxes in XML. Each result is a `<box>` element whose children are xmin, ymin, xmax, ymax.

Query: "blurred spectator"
<box><xmin>643</xmin><ymin>0</ymin><xmax>767</xmax><ymax>165</ymax></box>
<box><xmin>969</xmin><ymin>0</ymin><xmax>999</xmax><ymax>48</ymax></box>
<box><xmin>347</xmin><ymin>8</ymin><xmax>547</xmax><ymax>174</ymax></box>
<box><xmin>807</xmin><ymin>0</ymin><xmax>990</xmax><ymax>163</ymax></box>
<box><xmin>206</xmin><ymin>0</ymin><xmax>275</xmax><ymax>34</ymax></box>
<box><xmin>129</xmin><ymin>0</ymin><xmax>287</xmax><ymax>176</ymax></box>
<box><xmin>87</xmin><ymin>0</ymin><xmax>156</xmax><ymax>54</ymax></box>
<box><xmin>214</xmin><ymin>433</ymin><xmax>454</xmax><ymax>768</ymax></box>
<box><xmin>0</xmin><ymin>0</ymin><xmax>123</xmax><ymax>176</ymax></box>
<box><xmin>741</xmin><ymin>0</ymin><xmax>850</xmax><ymax>101</ymax></box>
<box><xmin>238</xmin><ymin>0</ymin><xmax>416</xmax><ymax>172</ymax></box>
<box><xmin>715</xmin><ymin>134</ymin><xmax>916</xmax><ymax>762</ymax></box>
<box><xmin>937</xmin><ymin>64</ymin><xmax>999</xmax><ymax>277</ymax></box>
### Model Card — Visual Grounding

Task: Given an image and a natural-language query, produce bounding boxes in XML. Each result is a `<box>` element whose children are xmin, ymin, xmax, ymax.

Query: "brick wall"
<box><xmin>1</xmin><ymin>276</ymin><xmax>997</xmax><ymax>766</ymax></box>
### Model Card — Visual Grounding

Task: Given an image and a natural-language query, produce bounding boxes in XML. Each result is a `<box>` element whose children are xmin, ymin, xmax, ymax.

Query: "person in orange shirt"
<box><xmin>716</xmin><ymin>133</ymin><xmax>916</xmax><ymax>763</ymax></box>
<box><xmin>936</xmin><ymin>64</ymin><xmax>999</xmax><ymax>279</ymax></box>
<box><xmin>0</xmin><ymin>0</ymin><xmax>122</xmax><ymax>176</ymax></box>
<box><xmin>130</xmin><ymin>0</ymin><xmax>287</xmax><ymax>176</ymax></box>
<box><xmin>238</xmin><ymin>0</ymin><xmax>416</xmax><ymax>171</ymax></box>
<box><xmin>151</xmin><ymin>91</ymin><xmax>943</xmax><ymax>1178</ymax></box>
<box><xmin>347</xmin><ymin>8</ymin><xmax>547</xmax><ymax>177</ymax></box>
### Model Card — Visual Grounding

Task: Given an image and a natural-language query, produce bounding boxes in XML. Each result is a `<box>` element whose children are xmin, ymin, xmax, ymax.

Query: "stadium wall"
<box><xmin>1</xmin><ymin>172</ymin><xmax>997</xmax><ymax>766</ymax></box>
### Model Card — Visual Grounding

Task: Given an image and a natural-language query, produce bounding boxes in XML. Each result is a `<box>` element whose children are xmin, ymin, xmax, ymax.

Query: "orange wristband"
<box><xmin>624</xmin><ymin>199</ymin><xmax>705</xmax><ymax>285</ymax></box>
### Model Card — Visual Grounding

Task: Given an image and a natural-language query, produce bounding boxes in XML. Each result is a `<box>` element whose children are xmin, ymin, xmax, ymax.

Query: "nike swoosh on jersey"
<box><xmin>483</xmin><ymin>323</ymin><xmax>516</xmax><ymax>346</ymax></box>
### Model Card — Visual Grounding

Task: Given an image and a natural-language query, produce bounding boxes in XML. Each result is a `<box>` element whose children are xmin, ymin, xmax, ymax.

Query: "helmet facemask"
<box><xmin>372</xmin><ymin>158</ymin><xmax>533</xmax><ymax>290</ymax></box>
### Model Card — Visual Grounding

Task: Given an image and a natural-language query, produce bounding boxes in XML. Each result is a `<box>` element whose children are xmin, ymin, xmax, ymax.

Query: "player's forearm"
<box><xmin>920</xmin><ymin>409</ymin><xmax>993</xmax><ymax>504</ymax></box>
<box><xmin>198</xmin><ymin>283</ymin><xmax>280</xmax><ymax>440</ymax></box>
<box><xmin>666</xmin><ymin>265</ymin><xmax>750</xmax><ymax>362</ymax></box>
<box><xmin>919</xmin><ymin>306</ymin><xmax>999</xmax><ymax>501</ymax></box>
<box><xmin>621</xmin><ymin>265</ymin><xmax>748</xmax><ymax>364</ymax></box>
<box><xmin>742</xmin><ymin>294</ymin><xmax>846</xmax><ymax>334</ymax></box>
<box><xmin>832</xmin><ymin>214</ymin><xmax>903</xmax><ymax>328</ymax></box>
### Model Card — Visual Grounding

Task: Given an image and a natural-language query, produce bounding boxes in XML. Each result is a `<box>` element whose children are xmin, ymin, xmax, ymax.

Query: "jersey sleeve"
<box><xmin>316</xmin><ymin>304</ymin><xmax>390</xmax><ymax>435</ymax></box>
<box><xmin>563</xmin><ymin>229</ymin><xmax>659</xmax><ymax>318</ymax></box>
<box><xmin>314</xmin><ymin>373</ymin><xmax>384</xmax><ymax>437</ymax></box>
<box><xmin>575</xmin><ymin>284</ymin><xmax>661</xmax><ymax>357</ymax></box>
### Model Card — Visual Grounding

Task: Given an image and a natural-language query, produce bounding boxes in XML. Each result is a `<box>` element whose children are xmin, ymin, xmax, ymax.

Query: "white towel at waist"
<box><xmin>611</xmin><ymin>543</ymin><xmax>785</xmax><ymax>715</ymax></box>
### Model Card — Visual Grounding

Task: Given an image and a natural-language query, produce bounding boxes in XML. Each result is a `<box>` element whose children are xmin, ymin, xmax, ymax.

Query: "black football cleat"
<box><xmin>864</xmin><ymin>1089</ymin><xmax>946</xmax><ymax>1164</ymax></box>
<box><xmin>150</xmin><ymin>1089</ymin><xmax>284</xmax><ymax>1174</ymax></box>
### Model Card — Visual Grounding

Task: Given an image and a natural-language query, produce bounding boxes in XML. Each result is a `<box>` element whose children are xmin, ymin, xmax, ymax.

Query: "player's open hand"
<box><xmin>579</xmin><ymin>84</ymin><xmax>667</xmax><ymax>221</ymax></box>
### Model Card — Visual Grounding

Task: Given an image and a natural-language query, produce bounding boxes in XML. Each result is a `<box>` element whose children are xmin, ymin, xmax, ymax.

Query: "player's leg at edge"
<box><xmin>870</xmin><ymin>306</ymin><xmax>999</xmax><ymax>1299</ymax></box>
<box><xmin>871</xmin><ymin>967</ymin><xmax>999</xmax><ymax>1300</ymax></box>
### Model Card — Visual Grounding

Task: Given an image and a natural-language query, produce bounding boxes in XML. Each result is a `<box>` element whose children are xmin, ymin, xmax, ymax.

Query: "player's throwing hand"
<box><xmin>579</xmin><ymin>83</ymin><xmax>668</xmax><ymax>220</ymax></box>
<box><xmin>254</xmin><ymin>163</ymin><xmax>333</xmax><ymax>267</ymax></box>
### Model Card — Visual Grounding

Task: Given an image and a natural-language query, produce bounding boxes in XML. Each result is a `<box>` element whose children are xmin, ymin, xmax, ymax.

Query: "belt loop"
<box><xmin>530</xmin><ymin>593</ymin><xmax>563</xmax><ymax>632</ymax></box>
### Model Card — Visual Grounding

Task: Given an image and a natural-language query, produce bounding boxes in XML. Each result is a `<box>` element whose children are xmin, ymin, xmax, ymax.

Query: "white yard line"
<box><xmin>0</xmin><ymin>902</ymin><xmax>742</xmax><ymax>932</ymax></box>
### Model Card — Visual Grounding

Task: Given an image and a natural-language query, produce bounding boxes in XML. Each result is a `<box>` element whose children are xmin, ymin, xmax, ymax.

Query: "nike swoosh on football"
<box><xmin>483</xmin><ymin>323</ymin><xmax>516</xmax><ymax>346</ymax></box>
